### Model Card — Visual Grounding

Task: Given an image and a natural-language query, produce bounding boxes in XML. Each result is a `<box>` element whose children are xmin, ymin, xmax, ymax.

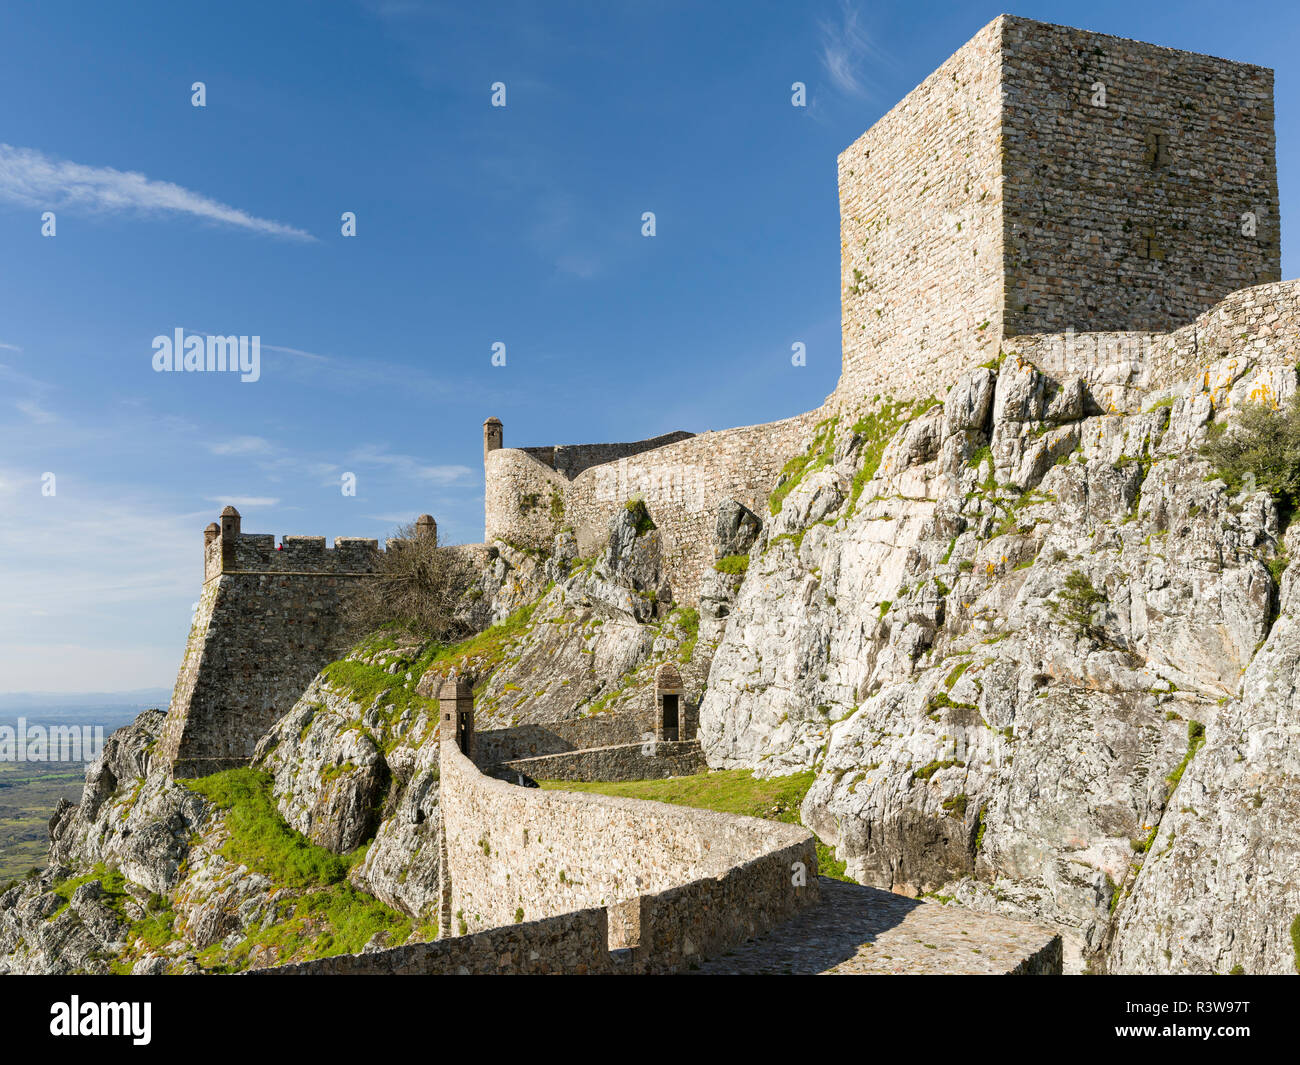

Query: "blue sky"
<box><xmin>1</xmin><ymin>0</ymin><xmax>1297</xmax><ymax>692</ymax></box>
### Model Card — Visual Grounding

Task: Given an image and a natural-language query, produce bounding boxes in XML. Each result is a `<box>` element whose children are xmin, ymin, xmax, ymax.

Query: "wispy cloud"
<box><xmin>0</xmin><ymin>341</ymin><xmax>21</xmax><ymax>352</ymax></box>
<box><xmin>208</xmin><ymin>435</ymin><xmax>272</xmax><ymax>457</ymax></box>
<box><xmin>347</xmin><ymin>444</ymin><xmax>473</xmax><ymax>485</ymax></box>
<box><xmin>0</xmin><ymin>144</ymin><xmax>316</xmax><ymax>241</ymax></box>
<box><xmin>16</xmin><ymin>399</ymin><xmax>55</xmax><ymax>423</ymax></box>
<box><xmin>262</xmin><ymin>343</ymin><xmax>330</xmax><ymax>361</ymax></box>
<box><xmin>819</xmin><ymin>2</ymin><xmax>880</xmax><ymax>99</ymax></box>
<box><xmin>204</xmin><ymin>495</ymin><xmax>281</xmax><ymax>507</ymax></box>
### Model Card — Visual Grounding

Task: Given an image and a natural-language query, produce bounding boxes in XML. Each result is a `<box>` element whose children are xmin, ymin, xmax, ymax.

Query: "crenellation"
<box><xmin>162</xmin><ymin>508</ymin><xmax>458</xmax><ymax>776</ymax></box>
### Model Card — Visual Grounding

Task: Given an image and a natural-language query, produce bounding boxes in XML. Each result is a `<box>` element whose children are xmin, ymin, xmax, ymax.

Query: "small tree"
<box><xmin>1049</xmin><ymin>570</ymin><xmax>1107</xmax><ymax>638</ymax></box>
<box><xmin>343</xmin><ymin>521</ymin><xmax>476</xmax><ymax>641</ymax></box>
<box><xmin>1201</xmin><ymin>395</ymin><xmax>1300</xmax><ymax>514</ymax></box>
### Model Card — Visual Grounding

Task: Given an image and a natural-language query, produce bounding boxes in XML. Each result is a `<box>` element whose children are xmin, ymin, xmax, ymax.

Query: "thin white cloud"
<box><xmin>0</xmin><ymin>143</ymin><xmax>316</xmax><ymax>241</ymax></box>
<box><xmin>208</xmin><ymin>435</ymin><xmax>272</xmax><ymax>456</ymax></box>
<box><xmin>819</xmin><ymin>2</ymin><xmax>880</xmax><ymax>99</ymax></box>
<box><xmin>0</xmin><ymin>341</ymin><xmax>21</xmax><ymax>352</ymax></box>
<box><xmin>262</xmin><ymin>343</ymin><xmax>330</xmax><ymax>361</ymax></box>
<box><xmin>348</xmin><ymin>444</ymin><xmax>473</xmax><ymax>485</ymax></box>
<box><xmin>15</xmin><ymin>400</ymin><xmax>55</xmax><ymax>423</ymax></box>
<box><xmin>204</xmin><ymin>495</ymin><xmax>281</xmax><ymax>507</ymax></box>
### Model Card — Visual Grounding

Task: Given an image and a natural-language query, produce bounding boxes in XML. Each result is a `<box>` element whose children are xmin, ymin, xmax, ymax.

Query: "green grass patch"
<box><xmin>770</xmin><ymin>417</ymin><xmax>839</xmax><ymax>515</ymax></box>
<box><xmin>714</xmin><ymin>554</ymin><xmax>750</xmax><ymax>575</ymax></box>
<box><xmin>1165</xmin><ymin>721</ymin><xmax>1206</xmax><ymax>789</ymax></box>
<box><xmin>184</xmin><ymin>769</ymin><xmax>360</xmax><ymax>888</ymax></box>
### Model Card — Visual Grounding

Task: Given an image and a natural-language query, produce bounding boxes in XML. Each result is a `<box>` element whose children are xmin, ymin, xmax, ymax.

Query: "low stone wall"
<box><xmin>1011</xmin><ymin>279</ymin><xmax>1300</xmax><ymax>408</ymax></box>
<box><xmin>249</xmin><ymin>906</ymin><xmax>616</xmax><ymax>975</ymax></box>
<box><xmin>440</xmin><ymin>739</ymin><xmax>819</xmax><ymax>953</ymax></box>
<box><xmin>252</xmin><ymin>739</ymin><xmax>820</xmax><ymax>974</ymax></box>
<box><xmin>474</xmin><ymin>716</ymin><xmax>646</xmax><ymax>766</ymax></box>
<box><xmin>499</xmin><ymin>740</ymin><xmax>705</xmax><ymax>783</ymax></box>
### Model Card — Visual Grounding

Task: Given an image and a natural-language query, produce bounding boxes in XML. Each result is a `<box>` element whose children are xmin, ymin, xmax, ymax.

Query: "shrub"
<box><xmin>714</xmin><ymin>554</ymin><xmax>750</xmax><ymax>575</ymax></box>
<box><xmin>342</xmin><ymin>520</ymin><xmax>475</xmax><ymax>641</ymax></box>
<box><xmin>1202</xmin><ymin>395</ymin><xmax>1300</xmax><ymax>518</ymax></box>
<box><xmin>1049</xmin><ymin>570</ymin><xmax>1107</xmax><ymax>637</ymax></box>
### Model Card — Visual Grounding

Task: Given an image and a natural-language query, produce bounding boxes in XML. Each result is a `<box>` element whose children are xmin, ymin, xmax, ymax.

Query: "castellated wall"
<box><xmin>439</xmin><ymin>737</ymin><xmax>818</xmax><ymax>970</ymax></box>
<box><xmin>837</xmin><ymin>15</ymin><xmax>1279</xmax><ymax>405</ymax></box>
<box><xmin>485</xmin><ymin>410</ymin><xmax>822</xmax><ymax>604</ymax></box>
<box><xmin>159</xmin><ymin>514</ymin><xmax>484</xmax><ymax>778</ymax></box>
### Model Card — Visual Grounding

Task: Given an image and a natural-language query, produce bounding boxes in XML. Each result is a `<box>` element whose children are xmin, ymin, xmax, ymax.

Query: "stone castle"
<box><xmin>154</xmin><ymin>15</ymin><xmax>1286</xmax><ymax>972</ymax></box>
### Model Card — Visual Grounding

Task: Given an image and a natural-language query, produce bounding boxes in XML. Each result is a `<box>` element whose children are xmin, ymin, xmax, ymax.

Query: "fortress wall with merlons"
<box><xmin>159</xmin><ymin>516</ymin><xmax>487</xmax><ymax>777</ymax></box>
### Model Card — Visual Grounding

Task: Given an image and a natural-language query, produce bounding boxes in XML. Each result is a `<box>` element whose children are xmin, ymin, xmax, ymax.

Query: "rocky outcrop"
<box><xmin>700</xmin><ymin>346</ymin><xmax>1296</xmax><ymax>973</ymax></box>
<box><xmin>1109</xmin><ymin>519</ymin><xmax>1300</xmax><ymax>974</ymax></box>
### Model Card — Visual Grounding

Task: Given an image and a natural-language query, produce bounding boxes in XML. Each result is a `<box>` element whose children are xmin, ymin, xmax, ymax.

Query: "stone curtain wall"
<box><xmin>564</xmin><ymin>413</ymin><xmax>822</xmax><ymax>601</ymax></box>
<box><xmin>1001</xmin><ymin>17</ymin><xmax>1279</xmax><ymax>338</ymax></box>
<box><xmin>474</xmin><ymin>715</ymin><xmax>647</xmax><ymax>766</ymax></box>
<box><xmin>485</xmin><ymin>411</ymin><xmax>823</xmax><ymax>604</ymax></box>
<box><xmin>498</xmin><ymin>740</ymin><xmax>705</xmax><ymax>783</ymax></box>
<box><xmin>1012</xmin><ymin>279</ymin><xmax>1300</xmax><ymax>407</ymax></box>
<box><xmin>251</xmin><ymin>906</ymin><xmax>617</xmax><ymax>975</ymax></box>
<box><xmin>439</xmin><ymin>739</ymin><xmax>818</xmax><ymax>947</ymax></box>
<box><xmin>837</xmin><ymin>17</ymin><xmax>1006</xmax><ymax>403</ymax></box>
<box><xmin>520</xmin><ymin>430</ymin><xmax>694</xmax><ymax>479</ymax></box>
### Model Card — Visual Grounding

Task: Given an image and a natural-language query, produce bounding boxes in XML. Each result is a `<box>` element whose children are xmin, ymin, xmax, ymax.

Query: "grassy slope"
<box><xmin>177</xmin><ymin>768</ymin><xmax>429</xmax><ymax>972</ymax></box>
<box><xmin>538</xmin><ymin>768</ymin><xmax>852</xmax><ymax>881</ymax></box>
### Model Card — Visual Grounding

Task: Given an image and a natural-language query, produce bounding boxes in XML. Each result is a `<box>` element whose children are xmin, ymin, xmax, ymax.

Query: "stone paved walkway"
<box><xmin>694</xmin><ymin>878</ymin><xmax>1062</xmax><ymax>974</ymax></box>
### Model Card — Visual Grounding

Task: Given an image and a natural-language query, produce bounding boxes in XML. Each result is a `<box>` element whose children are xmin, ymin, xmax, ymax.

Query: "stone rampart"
<box><xmin>160</xmin><ymin>509</ymin><xmax>474</xmax><ymax>778</ymax></box>
<box><xmin>439</xmin><ymin>736</ymin><xmax>818</xmax><ymax>952</ymax></box>
<box><xmin>485</xmin><ymin>410</ymin><xmax>823</xmax><ymax>604</ymax></box>
<box><xmin>249</xmin><ymin>906</ymin><xmax>617</xmax><ymax>975</ymax></box>
<box><xmin>1011</xmin><ymin>279</ymin><xmax>1300</xmax><ymax>408</ymax></box>
<box><xmin>474</xmin><ymin>716</ymin><xmax>647</xmax><ymax>766</ymax></box>
<box><xmin>498</xmin><ymin>740</ymin><xmax>705</xmax><ymax>783</ymax></box>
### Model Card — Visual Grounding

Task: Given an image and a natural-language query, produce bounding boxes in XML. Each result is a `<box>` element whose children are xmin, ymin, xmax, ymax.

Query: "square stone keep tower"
<box><xmin>837</xmin><ymin>15</ymin><xmax>1280</xmax><ymax>402</ymax></box>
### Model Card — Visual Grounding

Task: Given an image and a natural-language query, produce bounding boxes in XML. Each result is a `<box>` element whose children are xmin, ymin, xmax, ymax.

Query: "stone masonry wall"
<box><xmin>486</xmin><ymin>410</ymin><xmax>823</xmax><ymax>605</ymax></box>
<box><xmin>160</xmin><ymin>521</ymin><xmax>481</xmax><ymax>777</ymax></box>
<box><xmin>837</xmin><ymin>16</ymin><xmax>1006</xmax><ymax>404</ymax></box>
<box><xmin>520</xmin><ymin>430</ymin><xmax>694</xmax><ymax>479</ymax></box>
<box><xmin>836</xmin><ymin>15</ymin><xmax>1279</xmax><ymax>406</ymax></box>
<box><xmin>1012</xmin><ymin>279</ymin><xmax>1300</xmax><ymax>410</ymax></box>
<box><xmin>498</xmin><ymin>740</ymin><xmax>706</xmax><ymax>783</ymax></box>
<box><xmin>439</xmin><ymin>738</ymin><xmax>818</xmax><ymax>949</ymax></box>
<box><xmin>1001</xmin><ymin>17</ymin><xmax>1279</xmax><ymax>337</ymax></box>
<box><xmin>159</xmin><ymin>541</ymin><xmax>378</xmax><ymax>777</ymax></box>
<box><xmin>474</xmin><ymin>715</ymin><xmax>648</xmax><ymax>767</ymax></box>
<box><xmin>250</xmin><ymin>906</ymin><xmax>617</xmax><ymax>975</ymax></box>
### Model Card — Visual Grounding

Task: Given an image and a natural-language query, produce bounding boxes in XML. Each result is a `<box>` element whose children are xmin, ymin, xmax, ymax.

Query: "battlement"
<box><xmin>200</xmin><ymin>506</ymin><xmax>440</xmax><ymax>582</ymax></box>
<box><xmin>161</xmin><ymin>507</ymin><xmax>445</xmax><ymax>776</ymax></box>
